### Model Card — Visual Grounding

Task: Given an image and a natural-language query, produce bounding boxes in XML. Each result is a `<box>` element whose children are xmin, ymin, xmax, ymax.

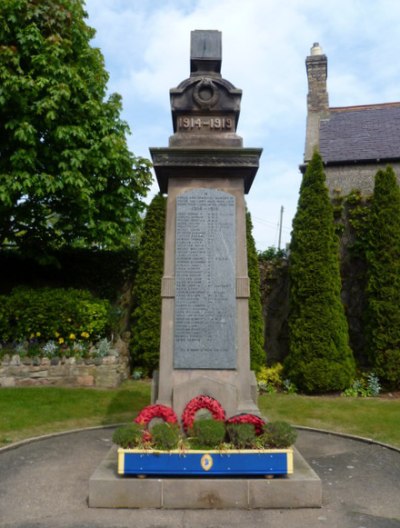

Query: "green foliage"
<box><xmin>0</xmin><ymin>248</ymin><xmax>138</xmax><ymax>300</ymax></box>
<box><xmin>257</xmin><ymin>421</ymin><xmax>297</xmax><ymax>448</ymax></box>
<box><xmin>256</xmin><ymin>363</ymin><xmax>283</xmax><ymax>393</ymax></box>
<box><xmin>151</xmin><ymin>422</ymin><xmax>181</xmax><ymax>450</ymax></box>
<box><xmin>0</xmin><ymin>286</ymin><xmax>111</xmax><ymax>342</ymax></box>
<box><xmin>131</xmin><ymin>194</ymin><xmax>166</xmax><ymax>374</ymax></box>
<box><xmin>342</xmin><ymin>372</ymin><xmax>381</xmax><ymax>398</ymax></box>
<box><xmin>282</xmin><ymin>378</ymin><xmax>297</xmax><ymax>394</ymax></box>
<box><xmin>0</xmin><ymin>0</ymin><xmax>151</xmax><ymax>256</ymax></box>
<box><xmin>112</xmin><ymin>424</ymin><xmax>144</xmax><ymax>449</ymax></box>
<box><xmin>190</xmin><ymin>419</ymin><xmax>226</xmax><ymax>449</ymax></box>
<box><xmin>226</xmin><ymin>422</ymin><xmax>256</xmax><ymax>449</ymax></box>
<box><xmin>246</xmin><ymin>211</ymin><xmax>265</xmax><ymax>371</ymax></box>
<box><xmin>345</xmin><ymin>191</ymin><xmax>371</xmax><ymax>259</ymax></box>
<box><xmin>258</xmin><ymin>246</ymin><xmax>287</xmax><ymax>262</ymax></box>
<box><xmin>365</xmin><ymin>167</ymin><xmax>400</xmax><ymax>388</ymax></box>
<box><xmin>285</xmin><ymin>151</ymin><xmax>355</xmax><ymax>393</ymax></box>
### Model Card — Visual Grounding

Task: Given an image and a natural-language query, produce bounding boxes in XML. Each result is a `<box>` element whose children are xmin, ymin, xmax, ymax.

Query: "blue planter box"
<box><xmin>118</xmin><ymin>448</ymin><xmax>293</xmax><ymax>477</ymax></box>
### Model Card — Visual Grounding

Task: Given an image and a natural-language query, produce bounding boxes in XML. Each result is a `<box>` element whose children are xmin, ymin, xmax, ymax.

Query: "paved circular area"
<box><xmin>0</xmin><ymin>428</ymin><xmax>399</xmax><ymax>528</ymax></box>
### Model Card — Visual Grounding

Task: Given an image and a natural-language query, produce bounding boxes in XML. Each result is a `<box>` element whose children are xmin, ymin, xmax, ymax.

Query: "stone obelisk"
<box><xmin>150</xmin><ymin>30</ymin><xmax>262</xmax><ymax>419</ymax></box>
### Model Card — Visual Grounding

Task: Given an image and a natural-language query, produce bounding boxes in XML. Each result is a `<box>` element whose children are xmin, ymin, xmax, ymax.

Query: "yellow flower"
<box><xmin>36</xmin><ymin>332</ymin><xmax>41</xmax><ymax>337</ymax></box>
<box><xmin>58</xmin><ymin>337</ymin><xmax>64</xmax><ymax>344</ymax></box>
<box><xmin>30</xmin><ymin>333</ymin><xmax>35</xmax><ymax>339</ymax></box>
<box><xmin>55</xmin><ymin>332</ymin><xmax>60</xmax><ymax>338</ymax></box>
<box><xmin>69</xmin><ymin>333</ymin><xmax>76</xmax><ymax>340</ymax></box>
<box><xmin>81</xmin><ymin>331</ymin><xmax>90</xmax><ymax>339</ymax></box>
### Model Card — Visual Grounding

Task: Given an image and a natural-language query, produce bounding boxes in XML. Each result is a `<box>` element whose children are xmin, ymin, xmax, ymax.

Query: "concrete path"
<box><xmin>0</xmin><ymin>428</ymin><xmax>399</xmax><ymax>528</ymax></box>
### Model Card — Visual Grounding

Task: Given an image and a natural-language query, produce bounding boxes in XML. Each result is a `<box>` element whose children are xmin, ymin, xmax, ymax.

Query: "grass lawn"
<box><xmin>0</xmin><ymin>380</ymin><xmax>150</xmax><ymax>446</ymax></box>
<box><xmin>259</xmin><ymin>393</ymin><xmax>400</xmax><ymax>448</ymax></box>
<box><xmin>1</xmin><ymin>381</ymin><xmax>399</xmax><ymax>448</ymax></box>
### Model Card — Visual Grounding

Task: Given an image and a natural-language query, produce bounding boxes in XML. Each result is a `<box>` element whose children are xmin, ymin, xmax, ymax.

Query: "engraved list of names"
<box><xmin>174</xmin><ymin>188</ymin><xmax>236</xmax><ymax>369</ymax></box>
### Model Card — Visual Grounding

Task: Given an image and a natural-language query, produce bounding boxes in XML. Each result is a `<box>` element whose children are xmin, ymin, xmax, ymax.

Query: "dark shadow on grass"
<box><xmin>101</xmin><ymin>382</ymin><xmax>151</xmax><ymax>426</ymax></box>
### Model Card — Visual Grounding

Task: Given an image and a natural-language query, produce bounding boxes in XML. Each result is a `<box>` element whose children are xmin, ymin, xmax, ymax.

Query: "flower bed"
<box><xmin>113</xmin><ymin>396</ymin><xmax>297</xmax><ymax>477</ymax></box>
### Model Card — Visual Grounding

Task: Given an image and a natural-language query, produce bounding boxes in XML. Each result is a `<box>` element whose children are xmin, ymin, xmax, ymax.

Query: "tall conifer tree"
<box><xmin>285</xmin><ymin>151</ymin><xmax>355</xmax><ymax>392</ymax></box>
<box><xmin>365</xmin><ymin>167</ymin><xmax>400</xmax><ymax>388</ymax></box>
<box><xmin>246</xmin><ymin>211</ymin><xmax>265</xmax><ymax>371</ymax></box>
<box><xmin>131</xmin><ymin>194</ymin><xmax>166</xmax><ymax>374</ymax></box>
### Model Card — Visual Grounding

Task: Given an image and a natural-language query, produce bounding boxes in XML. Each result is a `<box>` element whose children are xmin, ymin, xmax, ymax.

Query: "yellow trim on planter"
<box><xmin>118</xmin><ymin>448</ymin><xmax>125</xmax><ymax>475</ymax></box>
<box><xmin>287</xmin><ymin>449</ymin><xmax>294</xmax><ymax>474</ymax></box>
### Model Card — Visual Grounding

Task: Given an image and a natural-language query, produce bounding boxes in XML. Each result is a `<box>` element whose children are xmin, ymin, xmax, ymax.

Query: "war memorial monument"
<box><xmin>89</xmin><ymin>30</ymin><xmax>321</xmax><ymax>509</ymax></box>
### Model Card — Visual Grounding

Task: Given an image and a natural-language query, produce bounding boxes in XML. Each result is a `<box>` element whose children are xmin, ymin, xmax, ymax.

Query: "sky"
<box><xmin>84</xmin><ymin>0</ymin><xmax>400</xmax><ymax>250</ymax></box>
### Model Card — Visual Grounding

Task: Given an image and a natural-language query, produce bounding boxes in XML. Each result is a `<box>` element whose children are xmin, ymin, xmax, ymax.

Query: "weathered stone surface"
<box><xmin>0</xmin><ymin>377</ymin><xmax>15</xmax><ymax>387</ymax></box>
<box><xmin>0</xmin><ymin>345</ymin><xmax>129</xmax><ymax>388</ymax></box>
<box><xmin>151</xmin><ymin>148</ymin><xmax>261</xmax><ymax>194</ymax></box>
<box><xmin>152</xmin><ymin>31</ymin><xmax>261</xmax><ymax>418</ymax></box>
<box><xmin>77</xmin><ymin>375</ymin><xmax>94</xmax><ymax>387</ymax></box>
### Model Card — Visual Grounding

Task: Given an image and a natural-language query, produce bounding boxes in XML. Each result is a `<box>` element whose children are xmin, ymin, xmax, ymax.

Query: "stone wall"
<box><xmin>325</xmin><ymin>162</ymin><xmax>400</xmax><ymax>198</ymax></box>
<box><xmin>0</xmin><ymin>338</ymin><xmax>130</xmax><ymax>388</ymax></box>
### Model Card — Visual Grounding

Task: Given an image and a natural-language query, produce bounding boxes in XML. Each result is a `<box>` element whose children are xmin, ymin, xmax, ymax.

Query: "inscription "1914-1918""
<box><xmin>177</xmin><ymin>116</ymin><xmax>233</xmax><ymax>131</ymax></box>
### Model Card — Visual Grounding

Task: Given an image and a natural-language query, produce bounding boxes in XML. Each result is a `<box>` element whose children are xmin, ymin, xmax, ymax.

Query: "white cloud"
<box><xmin>84</xmin><ymin>0</ymin><xmax>400</xmax><ymax>248</ymax></box>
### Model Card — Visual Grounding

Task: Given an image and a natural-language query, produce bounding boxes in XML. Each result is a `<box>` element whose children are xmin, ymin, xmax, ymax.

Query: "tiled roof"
<box><xmin>319</xmin><ymin>103</ymin><xmax>400</xmax><ymax>163</ymax></box>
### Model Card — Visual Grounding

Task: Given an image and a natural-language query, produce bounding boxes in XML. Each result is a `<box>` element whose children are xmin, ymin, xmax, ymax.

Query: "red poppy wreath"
<box><xmin>134</xmin><ymin>404</ymin><xmax>178</xmax><ymax>428</ymax></box>
<box><xmin>181</xmin><ymin>395</ymin><xmax>226</xmax><ymax>432</ymax></box>
<box><xmin>226</xmin><ymin>413</ymin><xmax>266</xmax><ymax>435</ymax></box>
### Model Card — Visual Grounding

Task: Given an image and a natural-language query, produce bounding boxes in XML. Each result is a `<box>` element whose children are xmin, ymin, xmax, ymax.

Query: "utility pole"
<box><xmin>278</xmin><ymin>205</ymin><xmax>284</xmax><ymax>249</ymax></box>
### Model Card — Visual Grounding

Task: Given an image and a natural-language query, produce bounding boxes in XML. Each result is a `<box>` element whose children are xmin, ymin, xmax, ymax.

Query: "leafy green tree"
<box><xmin>131</xmin><ymin>193</ymin><xmax>166</xmax><ymax>374</ymax></box>
<box><xmin>0</xmin><ymin>0</ymin><xmax>151</xmax><ymax>256</ymax></box>
<box><xmin>285</xmin><ymin>151</ymin><xmax>355</xmax><ymax>393</ymax></box>
<box><xmin>246</xmin><ymin>211</ymin><xmax>265</xmax><ymax>371</ymax></box>
<box><xmin>365</xmin><ymin>167</ymin><xmax>400</xmax><ymax>388</ymax></box>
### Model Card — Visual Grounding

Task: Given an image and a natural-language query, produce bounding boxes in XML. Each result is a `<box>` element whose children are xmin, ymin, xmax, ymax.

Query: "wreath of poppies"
<box><xmin>226</xmin><ymin>413</ymin><xmax>266</xmax><ymax>436</ymax></box>
<box><xmin>181</xmin><ymin>395</ymin><xmax>226</xmax><ymax>432</ymax></box>
<box><xmin>134</xmin><ymin>404</ymin><xmax>178</xmax><ymax>428</ymax></box>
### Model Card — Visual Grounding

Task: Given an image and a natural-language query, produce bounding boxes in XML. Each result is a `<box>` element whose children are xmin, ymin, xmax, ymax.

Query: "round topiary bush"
<box><xmin>151</xmin><ymin>423</ymin><xmax>181</xmax><ymax>450</ymax></box>
<box><xmin>258</xmin><ymin>421</ymin><xmax>297</xmax><ymax>449</ymax></box>
<box><xmin>112</xmin><ymin>424</ymin><xmax>144</xmax><ymax>449</ymax></box>
<box><xmin>190</xmin><ymin>419</ymin><xmax>226</xmax><ymax>449</ymax></box>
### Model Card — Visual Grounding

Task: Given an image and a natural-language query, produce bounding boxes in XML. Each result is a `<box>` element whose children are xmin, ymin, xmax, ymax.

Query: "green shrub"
<box><xmin>258</xmin><ymin>247</ymin><xmax>287</xmax><ymax>262</ymax></box>
<box><xmin>131</xmin><ymin>194</ymin><xmax>166</xmax><ymax>375</ymax></box>
<box><xmin>0</xmin><ymin>286</ymin><xmax>111</xmax><ymax>342</ymax></box>
<box><xmin>365</xmin><ymin>167</ymin><xmax>400</xmax><ymax>388</ymax></box>
<box><xmin>226</xmin><ymin>423</ymin><xmax>256</xmax><ymax>449</ymax></box>
<box><xmin>257</xmin><ymin>363</ymin><xmax>283</xmax><ymax>393</ymax></box>
<box><xmin>257</xmin><ymin>421</ymin><xmax>297</xmax><ymax>448</ymax></box>
<box><xmin>246</xmin><ymin>211</ymin><xmax>265</xmax><ymax>371</ymax></box>
<box><xmin>342</xmin><ymin>372</ymin><xmax>381</xmax><ymax>397</ymax></box>
<box><xmin>112</xmin><ymin>424</ymin><xmax>144</xmax><ymax>449</ymax></box>
<box><xmin>285</xmin><ymin>151</ymin><xmax>355</xmax><ymax>393</ymax></box>
<box><xmin>190</xmin><ymin>419</ymin><xmax>226</xmax><ymax>449</ymax></box>
<box><xmin>151</xmin><ymin>423</ymin><xmax>181</xmax><ymax>451</ymax></box>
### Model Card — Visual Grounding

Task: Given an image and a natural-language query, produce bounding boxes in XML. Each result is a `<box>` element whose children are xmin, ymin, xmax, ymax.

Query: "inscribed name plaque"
<box><xmin>174</xmin><ymin>188</ymin><xmax>236</xmax><ymax>369</ymax></box>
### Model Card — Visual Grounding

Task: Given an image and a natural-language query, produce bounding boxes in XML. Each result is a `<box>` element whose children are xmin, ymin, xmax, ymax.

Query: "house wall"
<box><xmin>324</xmin><ymin>162</ymin><xmax>400</xmax><ymax>197</ymax></box>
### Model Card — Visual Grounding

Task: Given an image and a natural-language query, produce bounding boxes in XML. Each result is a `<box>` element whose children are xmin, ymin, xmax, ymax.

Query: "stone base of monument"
<box><xmin>88</xmin><ymin>446</ymin><xmax>322</xmax><ymax>509</ymax></box>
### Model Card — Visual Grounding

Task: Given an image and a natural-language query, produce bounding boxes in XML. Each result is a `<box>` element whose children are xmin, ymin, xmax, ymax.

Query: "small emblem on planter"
<box><xmin>201</xmin><ymin>454</ymin><xmax>213</xmax><ymax>471</ymax></box>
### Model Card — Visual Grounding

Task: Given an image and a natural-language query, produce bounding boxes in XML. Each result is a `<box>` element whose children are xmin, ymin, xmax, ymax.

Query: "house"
<box><xmin>302</xmin><ymin>42</ymin><xmax>400</xmax><ymax>196</ymax></box>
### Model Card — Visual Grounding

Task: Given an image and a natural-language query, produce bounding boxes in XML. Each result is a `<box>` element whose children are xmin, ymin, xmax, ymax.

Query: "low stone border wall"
<box><xmin>0</xmin><ymin>339</ymin><xmax>130</xmax><ymax>388</ymax></box>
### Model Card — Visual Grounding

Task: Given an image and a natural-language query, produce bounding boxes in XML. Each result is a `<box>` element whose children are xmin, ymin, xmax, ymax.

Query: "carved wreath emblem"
<box><xmin>193</xmin><ymin>78</ymin><xmax>219</xmax><ymax>109</ymax></box>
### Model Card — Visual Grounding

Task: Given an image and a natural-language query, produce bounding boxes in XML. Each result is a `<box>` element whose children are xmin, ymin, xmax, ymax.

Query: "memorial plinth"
<box><xmin>150</xmin><ymin>30</ymin><xmax>262</xmax><ymax>419</ymax></box>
